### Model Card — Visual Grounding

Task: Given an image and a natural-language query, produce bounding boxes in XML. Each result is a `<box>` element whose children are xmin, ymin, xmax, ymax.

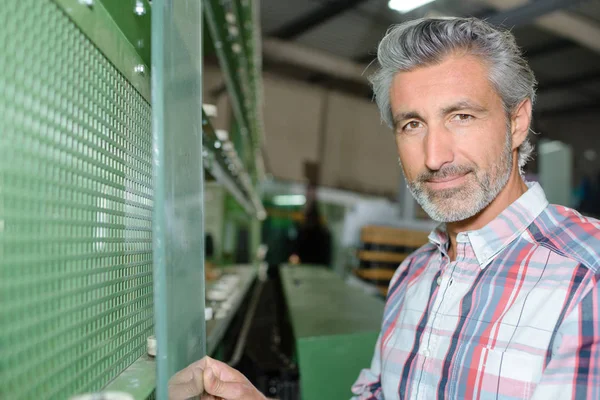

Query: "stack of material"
<box><xmin>355</xmin><ymin>225</ymin><xmax>430</xmax><ymax>297</ymax></box>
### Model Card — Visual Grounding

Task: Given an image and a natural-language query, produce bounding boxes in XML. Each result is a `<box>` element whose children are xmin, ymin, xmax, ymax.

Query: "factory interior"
<box><xmin>2</xmin><ymin>0</ymin><xmax>600</xmax><ymax>399</ymax></box>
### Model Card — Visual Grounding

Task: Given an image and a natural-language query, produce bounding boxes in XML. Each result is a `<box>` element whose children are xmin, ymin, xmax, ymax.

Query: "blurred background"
<box><xmin>206</xmin><ymin>0</ymin><xmax>600</xmax><ymax>295</ymax></box>
<box><xmin>207</xmin><ymin>0</ymin><xmax>600</xmax><ymax>398</ymax></box>
<box><xmin>1</xmin><ymin>0</ymin><xmax>600</xmax><ymax>399</ymax></box>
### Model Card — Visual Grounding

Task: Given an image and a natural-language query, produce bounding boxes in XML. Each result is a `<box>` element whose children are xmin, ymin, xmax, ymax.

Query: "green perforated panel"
<box><xmin>0</xmin><ymin>1</ymin><xmax>154</xmax><ymax>399</ymax></box>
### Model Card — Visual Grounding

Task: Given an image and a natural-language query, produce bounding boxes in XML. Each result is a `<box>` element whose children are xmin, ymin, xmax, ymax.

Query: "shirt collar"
<box><xmin>428</xmin><ymin>182</ymin><xmax>549</xmax><ymax>268</ymax></box>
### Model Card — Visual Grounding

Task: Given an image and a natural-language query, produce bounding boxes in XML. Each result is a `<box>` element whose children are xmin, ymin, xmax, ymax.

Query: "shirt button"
<box><xmin>423</xmin><ymin>349</ymin><xmax>430</xmax><ymax>357</ymax></box>
<box><xmin>436</xmin><ymin>276</ymin><xmax>442</xmax><ymax>285</ymax></box>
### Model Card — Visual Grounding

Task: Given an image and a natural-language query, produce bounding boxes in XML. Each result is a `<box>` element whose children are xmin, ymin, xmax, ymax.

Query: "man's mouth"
<box><xmin>425</xmin><ymin>172</ymin><xmax>470</xmax><ymax>189</ymax></box>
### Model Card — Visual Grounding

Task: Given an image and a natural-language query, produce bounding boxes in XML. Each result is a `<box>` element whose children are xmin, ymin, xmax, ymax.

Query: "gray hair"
<box><xmin>371</xmin><ymin>17</ymin><xmax>537</xmax><ymax>172</ymax></box>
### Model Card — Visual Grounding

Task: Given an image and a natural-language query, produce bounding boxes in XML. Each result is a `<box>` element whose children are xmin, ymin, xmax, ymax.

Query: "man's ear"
<box><xmin>510</xmin><ymin>98</ymin><xmax>532</xmax><ymax>150</ymax></box>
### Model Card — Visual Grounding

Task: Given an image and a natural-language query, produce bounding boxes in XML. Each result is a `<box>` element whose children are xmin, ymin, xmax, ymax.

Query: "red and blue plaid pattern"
<box><xmin>352</xmin><ymin>183</ymin><xmax>600</xmax><ymax>400</ymax></box>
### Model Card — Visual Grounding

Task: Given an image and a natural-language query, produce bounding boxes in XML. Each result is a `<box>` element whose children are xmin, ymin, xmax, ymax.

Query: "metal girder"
<box><xmin>262</xmin><ymin>37</ymin><xmax>370</xmax><ymax>83</ymax></box>
<box><xmin>352</xmin><ymin>2</ymin><xmax>579</xmax><ymax>66</ymax></box>
<box><xmin>483</xmin><ymin>0</ymin><xmax>600</xmax><ymax>54</ymax></box>
<box><xmin>484</xmin><ymin>0</ymin><xmax>587</xmax><ymax>28</ymax></box>
<box><xmin>270</xmin><ymin>0</ymin><xmax>370</xmax><ymax>39</ymax></box>
<box><xmin>353</xmin><ymin>39</ymin><xmax>576</xmax><ymax>66</ymax></box>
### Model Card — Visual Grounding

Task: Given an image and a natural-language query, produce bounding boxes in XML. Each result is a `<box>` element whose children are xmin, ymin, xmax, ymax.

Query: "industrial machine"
<box><xmin>0</xmin><ymin>2</ymin><xmax>400</xmax><ymax>400</ymax></box>
<box><xmin>279</xmin><ymin>265</ymin><xmax>384</xmax><ymax>399</ymax></box>
<box><xmin>0</xmin><ymin>1</ymin><xmax>265</xmax><ymax>399</ymax></box>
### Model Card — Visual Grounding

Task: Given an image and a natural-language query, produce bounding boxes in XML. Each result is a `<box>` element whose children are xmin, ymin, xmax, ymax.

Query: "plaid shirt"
<box><xmin>352</xmin><ymin>182</ymin><xmax>600</xmax><ymax>400</ymax></box>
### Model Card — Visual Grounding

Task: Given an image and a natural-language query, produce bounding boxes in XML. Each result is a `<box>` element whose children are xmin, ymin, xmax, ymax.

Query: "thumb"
<box><xmin>203</xmin><ymin>367</ymin><xmax>246</xmax><ymax>399</ymax></box>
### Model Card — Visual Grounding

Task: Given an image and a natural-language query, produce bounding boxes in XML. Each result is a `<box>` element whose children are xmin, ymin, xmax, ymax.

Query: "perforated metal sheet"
<box><xmin>0</xmin><ymin>1</ymin><xmax>154</xmax><ymax>399</ymax></box>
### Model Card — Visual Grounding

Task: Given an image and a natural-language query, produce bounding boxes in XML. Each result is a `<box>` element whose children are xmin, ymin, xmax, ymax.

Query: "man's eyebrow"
<box><xmin>392</xmin><ymin>101</ymin><xmax>488</xmax><ymax>126</ymax></box>
<box><xmin>393</xmin><ymin>111</ymin><xmax>424</xmax><ymax>126</ymax></box>
<box><xmin>440</xmin><ymin>100</ymin><xmax>488</xmax><ymax>116</ymax></box>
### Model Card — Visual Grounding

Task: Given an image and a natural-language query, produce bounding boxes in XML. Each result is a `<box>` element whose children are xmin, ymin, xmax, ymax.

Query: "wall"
<box><xmin>261</xmin><ymin>73</ymin><xmax>325</xmax><ymax>182</ymax></box>
<box><xmin>203</xmin><ymin>65</ymin><xmax>401</xmax><ymax>198</ymax></box>
<box><xmin>536</xmin><ymin>111</ymin><xmax>600</xmax><ymax>185</ymax></box>
<box><xmin>321</xmin><ymin>91</ymin><xmax>400</xmax><ymax>197</ymax></box>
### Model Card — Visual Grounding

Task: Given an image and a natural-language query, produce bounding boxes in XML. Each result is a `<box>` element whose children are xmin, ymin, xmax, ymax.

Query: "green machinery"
<box><xmin>280</xmin><ymin>266</ymin><xmax>384</xmax><ymax>400</ymax></box>
<box><xmin>0</xmin><ymin>1</ymin><xmax>265</xmax><ymax>399</ymax></box>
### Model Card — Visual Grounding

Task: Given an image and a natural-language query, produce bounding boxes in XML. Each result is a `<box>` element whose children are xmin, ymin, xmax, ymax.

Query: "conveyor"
<box><xmin>280</xmin><ymin>266</ymin><xmax>385</xmax><ymax>400</ymax></box>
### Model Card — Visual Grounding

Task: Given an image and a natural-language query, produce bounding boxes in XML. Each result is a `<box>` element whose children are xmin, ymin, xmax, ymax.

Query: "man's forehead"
<box><xmin>391</xmin><ymin>54</ymin><xmax>490</xmax><ymax>88</ymax></box>
<box><xmin>390</xmin><ymin>57</ymin><xmax>499</xmax><ymax>115</ymax></box>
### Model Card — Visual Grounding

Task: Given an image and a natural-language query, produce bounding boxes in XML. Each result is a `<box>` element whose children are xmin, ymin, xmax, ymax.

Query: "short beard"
<box><xmin>400</xmin><ymin>130</ymin><xmax>513</xmax><ymax>223</ymax></box>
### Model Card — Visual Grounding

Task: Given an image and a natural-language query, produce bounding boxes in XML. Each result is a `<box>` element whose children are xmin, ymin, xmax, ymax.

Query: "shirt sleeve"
<box><xmin>531</xmin><ymin>275</ymin><xmax>600</xmax><ymax>400</ymax></box>
<box><xmin>350</xmin><ymin>333</ymin><xmax>384</xmax><ymax>400</ymax></box>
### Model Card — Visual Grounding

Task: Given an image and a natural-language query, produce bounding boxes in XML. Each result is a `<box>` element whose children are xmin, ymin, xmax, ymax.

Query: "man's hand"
<box><xmin>168</xmin><ymin>356</ymin><xmax>268</xmax><ymax>400</ymax></box>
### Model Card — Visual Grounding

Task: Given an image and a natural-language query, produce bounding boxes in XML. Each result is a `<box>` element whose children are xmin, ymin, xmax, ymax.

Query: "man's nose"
<box><xmin>424</xmin><ymin>125</ymin><xmax>454</xmax><ymax>171</ymax></box>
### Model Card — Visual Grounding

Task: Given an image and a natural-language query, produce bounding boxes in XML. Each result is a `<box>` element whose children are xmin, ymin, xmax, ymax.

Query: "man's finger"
<box><xmin>203</xmin><ymin>357</ymin><xmax>248</xmax><ymax>383</ymax></box>
<box><xmin>170</xmin><ymin>361</ymin><xmax>206</xmax><ymax>384</ymax></box>
<box><xmin>203</xmin><ymin>367</ymin><xmax>246</xmax><ymax>399</ymax></box>
<box><xmin>168</xmin><ymin>367</ymin><xmax>205</xmax><ymax>400</ymax></box>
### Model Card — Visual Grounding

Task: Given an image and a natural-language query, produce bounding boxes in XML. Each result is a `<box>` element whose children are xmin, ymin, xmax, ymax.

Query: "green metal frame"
<box><xmin>204</xmin><ymin>0</ymin><xmax>251</xmax><ymax>140</ymax></box>
<box><xmin>100</xmin><ymin>0</ymin><xmax>152</xmax><ymax>68</ymax></box>
<box><xmin>1</xmin><ymin>1</ymin><xmax>154</xmax><ymax>398</ymax></box>
<box><xmin>204</xmin><ymin>0</ymin><xmax>266</xmax><ymax>175</ymax></box>
<box><xmin>205</xmin><ymin>266</ymin><xmax>257</xmax><ymax>355</ymax></box>
<box><xmin>55</xmin><ymin>0</ymin><xmax>151</xmax><ymax>102</ymax></box>
<box><xmin>203</xmin><ymin>110</ymin><xmax>265</xmax><ymax>218</ymax></box>
<box><xmin>104</xmin><ymin>355</ymin><xmax>156</xmax><ymax>399</ymax></box>
<box><xmin>0</xmin><ymin>0</ymin><xmax>266</xmax><ymax>398</ymax></box>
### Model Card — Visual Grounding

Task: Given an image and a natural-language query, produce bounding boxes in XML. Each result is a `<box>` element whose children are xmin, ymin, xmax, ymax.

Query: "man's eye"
<box><xmin>403</xmin><ymin>121</ymin><xmax>422</xmax><ymax>131</ymax></box>
<box><xmin>454</xmin><ymin>114</ymin><xmax>473</xmax><ymax>121</ymax></box>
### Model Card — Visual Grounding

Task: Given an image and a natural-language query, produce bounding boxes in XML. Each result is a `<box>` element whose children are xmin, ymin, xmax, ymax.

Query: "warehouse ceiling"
<box><xmin>258</xmin><ymin>0</ymin><xmax>600</xmax><ymax>118</ymax></box>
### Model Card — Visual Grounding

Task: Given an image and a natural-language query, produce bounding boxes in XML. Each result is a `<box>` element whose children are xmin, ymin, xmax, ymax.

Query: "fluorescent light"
<box><xmin>272</xmin><ymin>195</ymin><xmax>306</xmax><ymax>207</ymax></box>
<box><xmin>388</xmin><ymin>0</ymin><xmax>436</xmax><ymax>13</ymax></box>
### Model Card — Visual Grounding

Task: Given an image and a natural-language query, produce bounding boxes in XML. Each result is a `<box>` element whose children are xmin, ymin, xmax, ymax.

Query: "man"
<box><xmin>171</xmin><ymin>17</ymin><xmax>600</xmax><ymax>400</ymax></box>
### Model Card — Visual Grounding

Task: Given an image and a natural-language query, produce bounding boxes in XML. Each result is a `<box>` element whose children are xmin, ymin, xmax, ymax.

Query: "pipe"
<box><xmin>227</xmin><ymin>279</ymin><xmax>265</xmax><ymax>367</ymax></box>
<box><xmin>262</xmin><ymin>38</ymin><xmax>372</xmax><ymax>84</ymax></box>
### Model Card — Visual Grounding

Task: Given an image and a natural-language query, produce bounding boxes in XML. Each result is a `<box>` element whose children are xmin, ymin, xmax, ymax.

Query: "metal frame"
<box><xmin>43</xmin><ymin>1</ymin><xmax>156</xmax><ymax>398</ymax></box>
<box><xmin>46</xmin><ymin>1</ymin><xmax>266</xmax><ymax>398</ymax></box>
<box><xmin>55</xmin><ymin>0</ymin><xmax>151</xmax><ymax>102</ymax></box>
<box><xmin>484</xmin><ymin>0</ymin><xmax>588</xmax><ymax>28</ymax></box>
<box><xmin>269</xmin><ymin>0</ymin><xmax>370</xmax><ymax>39</ymax></box>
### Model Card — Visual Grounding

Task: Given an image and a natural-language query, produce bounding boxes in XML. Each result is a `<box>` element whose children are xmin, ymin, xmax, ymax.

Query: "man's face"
<box><xmin>390</xmin><ymin>54</ymin><xmax>513</xmax><ymax>222</ymax></box>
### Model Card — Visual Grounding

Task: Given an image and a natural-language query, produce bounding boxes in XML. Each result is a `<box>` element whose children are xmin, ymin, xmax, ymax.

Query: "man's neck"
<box><xmin>446</xmin><ymin>168</ymin><xmax>528</xmax><ymax>261</ymax></box>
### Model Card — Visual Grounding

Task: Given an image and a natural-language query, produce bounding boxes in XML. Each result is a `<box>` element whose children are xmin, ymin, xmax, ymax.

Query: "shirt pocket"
<box><xmin>476</xmin><ymin>346</ymin><xmax>545</xmax><ymax>399</ymax></box>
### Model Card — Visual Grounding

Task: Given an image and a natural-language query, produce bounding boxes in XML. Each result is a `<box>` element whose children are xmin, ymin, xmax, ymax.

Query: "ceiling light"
<box><xmin>272</xmin><ymin>195</ymin><xmax>306</xmax><ymax>207</ymax></box>
<box><xmin>388</xmin><ymin>0</ymin><xmax>436</xmax><ymax>14</ymax></box>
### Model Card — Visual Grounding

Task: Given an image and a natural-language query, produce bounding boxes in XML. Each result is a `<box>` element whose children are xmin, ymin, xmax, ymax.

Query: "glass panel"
<box><xmin>151</xmin><ymin>1</ymin><xmax>206</xmax><ymax>398</ymax></box>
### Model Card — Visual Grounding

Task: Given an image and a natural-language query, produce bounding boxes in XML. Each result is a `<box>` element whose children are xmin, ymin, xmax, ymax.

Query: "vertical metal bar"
<box><xmin>152</xmin><ymin>1</ymin><xmax>206</xmax><ymax>398</ymax></box>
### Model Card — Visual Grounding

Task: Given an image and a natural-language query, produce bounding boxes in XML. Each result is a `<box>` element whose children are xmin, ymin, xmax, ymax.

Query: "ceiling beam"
<box><xmin>483</xmin><ymin>0</ymin><xmax>600</xmax><ymax>54</ymax></box>
<box><xmin>353</xmin><ymin>1</ymin><xmax>581</xmax><ymax>65</ymax></box>
<box><xmin>269</xmin><ymin>0</ymin><xmax>370</xmax><ymax>40</ymax></box>
<box><xmin>355</xmin><ymin>37</ymin><xmax>577</xmax><ymax>65</ymax></box>
<box><xmin>262</xmin><ymin>38</ymin><xmax>371</xmax><ymax>83</ymax></box>
<box><xmin>537</xmin><ymin>12</ymin><xmax>600</xmax><ymax>53</ymax></box>
<box><xmin>483</xmin><ymin>0</ymin><xmax>587</xmax><ymax>27</ymax></box>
